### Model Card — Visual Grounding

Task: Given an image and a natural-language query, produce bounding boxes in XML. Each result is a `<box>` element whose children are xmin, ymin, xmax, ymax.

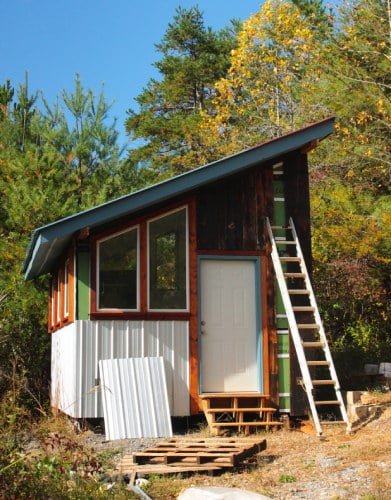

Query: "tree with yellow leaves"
<box><xmin>199</xmin><ymin>0</ymin><xmax>326</xmax><ymax>158</ymax></box>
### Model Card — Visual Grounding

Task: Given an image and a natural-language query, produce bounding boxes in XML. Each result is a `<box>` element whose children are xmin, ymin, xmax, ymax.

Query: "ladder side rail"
<box><xmin>289</xmin><ymin>218</ymin><xmax>351</xmax><ymax>430</ymax></box>
<box><xmin>266</xmin><ymin>219</ymin><xmax>322</xmax><ymax>435</ymax></box>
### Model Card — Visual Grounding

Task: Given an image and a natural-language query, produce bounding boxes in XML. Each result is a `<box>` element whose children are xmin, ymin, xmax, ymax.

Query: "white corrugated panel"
<box><xmin>99</xmin><ymin>357</ymin><xmax>173</xmax><ymax>440</ymax></box>
<box><xmin>51</xmin><ymin>320</ymin><xmax>190</xmax><ymax>418</ymax></box>
<box><xmin>51</xmin><ymin>324</ymin><xmax>79</xmax><ymax>417</ymax></box>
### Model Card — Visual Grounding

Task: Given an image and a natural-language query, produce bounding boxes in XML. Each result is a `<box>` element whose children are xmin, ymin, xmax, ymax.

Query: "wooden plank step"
<box><xmin>312</xmin><ymin>380</ymin><xmax>336</xmax><ymax>385</ymax></box>
<box><xmin>284</xmin><ymin>273</ymin><xmax>305</xmax><ymax>278</ymax></box>
<box><xmin>288</xmin><ymin>289</ymin><xmax>310</xmax><ymax>295</ymax></box>
<box><xmin>303</xmin><ymin>341</ymin><xmax>324</xmax><ymax>347</ymax></box>
<box><xmin>315</xmin><ymin>400</ymin><xmax>341</xmax><ymax>405</ymax></box>
<box><xmin>199</xmin><ymin>393</ymin><xmax>270</xmax><ymax>398</ymax></box>
<box><xmin>161</xmin><ymin>437</ymin><xmax>264</xmax><ymax>443</ymax></box>
<box><xmin>297</xmin><ymin>324</ymin><xmax>320</xmax><ymax>329</ymax></box>
<box><xmin>133</xmin><ymin>446</ymin><xmax>247</xmax><ymax>453</ymax></box>
<box><xmin>307</xmin><ymin>360</ymin><xmax>330</xmax><ymax>366</ymax></box>
<box><xmin>292</xmin><ymin>306</ymin><xmax>315</xmax><ymax>312</ymax></box>
<box><xmin>319</xmin><ymin>421</ymin><xmax>346</xmax><ymax>425</ymax></box>
<box><xmin>280</xmin><ymin>257</ymin><xmax>301</xmax><ymax>262</ymax></box>
<box><xmin>212</xmin><ymin>422</ymin><xmax>283</xmax><ymax>427</ymax></box>
<box><xmin>275</xmin><ymin>240</ymin><xmax>296</xmax><ymax>245</ymax></box>
<box><xmin>116</xmin><ymin>464</ymin><xmax>224</xmax><ymax>475</ymax></box>
<box><xmin>206</xmin><ymin>408</ymin><xmax>277</xmax><ymax>413</ymax></box>
<box><xmin>271</xmin><ymin>226</ymin><xmax>292</xmax><ymax>230</ymax></box>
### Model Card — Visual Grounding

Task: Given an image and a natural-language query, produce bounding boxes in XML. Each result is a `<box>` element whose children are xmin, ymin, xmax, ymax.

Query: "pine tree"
<box><xmin>125</xmin><ymin>6</ymin><xmax>239</xmax><ymax>176</ymax></box>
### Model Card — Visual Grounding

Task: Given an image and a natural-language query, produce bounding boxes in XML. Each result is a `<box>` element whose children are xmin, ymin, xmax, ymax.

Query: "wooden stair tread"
<box><xmin>206</xmin><ymin>407</ymin><xmax>277</xmax><ymax>413</ymax></box>
<box><xmin>199</xmin><ymin>393</ymin><xmax>269</xmax><ymax>398</ymax></box>
<box><xmin>275</xmin><ymin>240</ymin><xmax>296</xmax><ymax>245</ymax></box>
<box><xmin>312</xmin><ymin>380</ymin><xmax>336</xmax><ymax>385</ymax></box>
<box><xmin>280</xmin><ymin>257</ymin><xmax>301</xmax><ymax>262</ymax></box>
<box><xmin>292</xmin><ymin>306</ymin><xmax>315</xmax><ymax>311</ymax></box>
<box><xmin>288</xmin><ymin>289</ymin><xmax>310</xmax><ymax>294</ymax></box>
<box><xmin>297</xmin><ymin>323</ymin><xmax>320</xmax><ymax>329</ymax></box>
<box><xmin>307</xmin><ymin>360</ymin><xmax>330</xmax><ymax>366</ymax></box>
<box><xmin>284</xmin><ymin>273</ymin><xmax>305</xmax><ymax>278</ymax></box>
<box><xmin>302</xmin><ymin>341</ymin><xmax>324</xmax><ymax>347</ymax></box>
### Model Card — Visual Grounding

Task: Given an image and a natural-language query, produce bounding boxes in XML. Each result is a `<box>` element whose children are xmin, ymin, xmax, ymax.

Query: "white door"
<box><xmin>200</xmin><ymin>259</ymin><xmax>258</xmax><ymax>393</ymax></box>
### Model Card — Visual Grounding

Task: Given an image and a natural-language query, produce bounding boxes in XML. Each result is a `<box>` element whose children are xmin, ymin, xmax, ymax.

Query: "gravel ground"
<box><xmin>74</xmin><ymin>398</ymin><xmax>391</xmax><ymax>499</ymax></box>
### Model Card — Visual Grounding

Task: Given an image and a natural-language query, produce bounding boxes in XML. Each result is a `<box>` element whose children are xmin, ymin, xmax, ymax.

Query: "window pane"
<box><xmin>98</xmin><ymin>228</ymin><xmax>138</xmax><ymax>309</ymax></box>
<box><xmin>149</xmin><ymin>208</ymin><xmax>187</xmax><ymax>309</ymax></box>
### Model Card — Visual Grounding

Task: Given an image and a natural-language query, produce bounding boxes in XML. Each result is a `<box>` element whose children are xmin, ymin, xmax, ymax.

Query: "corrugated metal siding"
<box><xmin>51</xmin><ymin>320</ymin><xmax>190</xmax><ymax>418</ymax></box>
<box><xmin>99</xmin><ymin>357</ymin><xmax>173</xmax><ymax>440</ymax></box>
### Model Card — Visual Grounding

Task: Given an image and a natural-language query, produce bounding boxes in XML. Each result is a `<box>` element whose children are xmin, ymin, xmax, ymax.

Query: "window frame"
<box><xmin>63</xmin><ymin>259</ymin><xmax>69</xmax><ymax>319</ymax></box>
<box><xmin>147</xmin><ymin>205</ymin><xmax>189</xmax><ymax>313</ymax></box>
<box><xmin>96</xmin><ymin>225</ymin><xmax>140</xmax><ymax>312</ymax></box>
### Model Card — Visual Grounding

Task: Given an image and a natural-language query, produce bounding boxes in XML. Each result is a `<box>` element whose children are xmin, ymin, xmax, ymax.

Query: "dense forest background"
<box><xmin>0</xmin><ymin>0</ymin><xmax>390</xmax><ymax>405</ymax></box>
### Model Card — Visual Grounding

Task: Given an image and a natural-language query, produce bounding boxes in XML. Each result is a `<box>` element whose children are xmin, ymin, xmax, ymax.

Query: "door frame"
<box><xmin>197</xmin><ymin>255</ymin><xmax>263</xmax><ymax>394</ymax></box>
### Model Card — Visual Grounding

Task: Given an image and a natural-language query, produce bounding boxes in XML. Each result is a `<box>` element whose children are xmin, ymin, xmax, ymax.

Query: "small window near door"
<box><xmin>97</xmin><ymin>227</ymin><xmax>138</xmax><ymax>310</ymax></box>
<box><xmin>148</xmin><ymin>207</ymin><xmax>187</xmax><ymax>310</ymax></box>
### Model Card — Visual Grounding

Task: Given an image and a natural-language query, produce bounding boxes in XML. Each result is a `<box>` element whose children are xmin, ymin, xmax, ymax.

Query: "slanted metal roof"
<box><xmin>23</xmin><ymin>117</ymin><xmax>335</xmax><ymax>279</ymax></box>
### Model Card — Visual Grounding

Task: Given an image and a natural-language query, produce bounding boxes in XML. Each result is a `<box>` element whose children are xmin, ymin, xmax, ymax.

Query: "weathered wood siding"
<box><xmin>196</xmin><ymin>166</ymin><xmax>273</xmax><ymax>252</ymax></box>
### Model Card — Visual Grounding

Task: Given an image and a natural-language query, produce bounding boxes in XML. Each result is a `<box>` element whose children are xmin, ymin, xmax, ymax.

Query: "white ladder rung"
<box><xmin>303</xmin><ymin>341</ymin><xmax>324</xmax><ymax>347</ymax></box>
<box><xmin>315</xmin><ymin>400</ymin><xmax>341</xmax><ymax>405</ymax></box>
<box><xmin>312</xmin><ymin>380</ymin><xmax>337</xmax><ymax>385</ymax></box>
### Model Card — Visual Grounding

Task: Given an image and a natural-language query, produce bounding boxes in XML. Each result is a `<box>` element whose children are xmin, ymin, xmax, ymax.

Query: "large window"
<box><xmin>148</xmin><ymin>207</ymin><xmax>187</xmax><ymax>310</ymax></box>
<box><xmin>97</xmin><ymin>227</ymin><xmax>139</xmax><ymax>310</ymax></box>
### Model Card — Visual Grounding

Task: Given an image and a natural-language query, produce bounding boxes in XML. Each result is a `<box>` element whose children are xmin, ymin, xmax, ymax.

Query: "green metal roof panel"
<box><xmin>23</xmin><ymin>117</ymin><xmax>335</xmax><ymax>279</ymax></box>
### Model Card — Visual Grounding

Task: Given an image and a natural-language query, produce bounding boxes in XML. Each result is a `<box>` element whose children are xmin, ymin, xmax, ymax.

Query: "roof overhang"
<box><xmin>23</xmin><ymin>116</ymin><xmax>335</xmax><ymax>279</ymax></box>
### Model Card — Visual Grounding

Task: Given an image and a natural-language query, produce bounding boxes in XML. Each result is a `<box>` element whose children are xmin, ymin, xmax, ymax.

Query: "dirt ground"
<box><xmin>120</xmin><ymin>392</ymin><xmax>391</xmax><ymax>499</ymax></box>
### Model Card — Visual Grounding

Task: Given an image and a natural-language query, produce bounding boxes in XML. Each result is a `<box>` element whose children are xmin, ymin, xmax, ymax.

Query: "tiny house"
<box><xmin>23</xmin><ymin>117</ymin><xmax>336</xmax><ymax>425</ymax></box>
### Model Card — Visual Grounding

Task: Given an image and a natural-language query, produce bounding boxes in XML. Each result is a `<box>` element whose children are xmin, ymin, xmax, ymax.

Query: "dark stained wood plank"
<box><xmin>188</xmin><ymin>198</ymin><xmax>199</xmax><ymax>415</ymax></box>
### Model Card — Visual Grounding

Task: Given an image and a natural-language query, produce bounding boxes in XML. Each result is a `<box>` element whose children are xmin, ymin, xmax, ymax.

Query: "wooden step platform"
<box><xmin>199</xmin><ymin>393</ymin><xmax>282</xmax><ymax>435</ymax></box>
<box><xmin>116</xmin><ymin>437</ymin><xmax>267</xmax><ymax>477</ymax></box>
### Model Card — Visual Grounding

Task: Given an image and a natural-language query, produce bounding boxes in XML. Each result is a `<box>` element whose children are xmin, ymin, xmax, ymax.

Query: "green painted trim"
<box><xmin>279</xmin><ymin>395</ymin><xmax>291</xmax><ymax>410</ymax></box>
<box><xmin>77</xmin><ymin>248</ymin><xmax>90</xmax><ymax>320</ymax></box>
<box><xmin>278</xmin><ymin>358</ymin><xmax>290</xmax><ymax>394</ymax></box>
<box><xmin>278</xmin><ymin>333</ymin><xmax>290</xmax><ymax>354</ymax></box>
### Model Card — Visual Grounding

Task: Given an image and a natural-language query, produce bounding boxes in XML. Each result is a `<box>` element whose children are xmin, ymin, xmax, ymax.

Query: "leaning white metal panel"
<box><xmin>73</xmin><ymin>319</ymin><xmax>189</xmax><ymax>418</ymax></box>
<box><xmin>51</xmin><ymin>324</ymin><xmax>79</xmax><ymax>417</ymax></box>
<box><xmin>99</xmin><ymin>357</ymin><xmax>173</xmax><ymax>440</ymax></box>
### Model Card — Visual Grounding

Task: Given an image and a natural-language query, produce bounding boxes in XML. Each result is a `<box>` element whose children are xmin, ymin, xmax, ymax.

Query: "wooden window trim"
<box><xmin>147</xmin><ymin>205</ymin><xmax>189</xmax><ymax>313</ymax></box>
<box><xmin>91</xmin><ymin>198</ymin><xmax>195</xmax><ymax>320</ymax></box>
<box><xmin>48</xmin><ymin>246</ymin><xmax>75</xmax><ymax>333</ymax></box>
<box><xmin>94</xmin><ymin>225</ymin><xmax>140</xmax><ymax>313</ymax></box>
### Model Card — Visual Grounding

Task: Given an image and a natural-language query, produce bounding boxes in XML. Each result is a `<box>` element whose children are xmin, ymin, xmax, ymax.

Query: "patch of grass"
<box><xmin>279</xmin><ymin>474</ymin><xmax>297</xmax><ymax>483</ymax></box>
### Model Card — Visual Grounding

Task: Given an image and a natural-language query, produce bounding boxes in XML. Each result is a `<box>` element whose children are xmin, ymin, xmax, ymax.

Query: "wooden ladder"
<box><xmin>199</xmin><ymin>394</ymin><xmax>283</xmax><ymax>435</ymax></box>
<box><xmin>266</xmin><ymin>217</ymin><xmax>351</xmax><ymax>437</ymax></box>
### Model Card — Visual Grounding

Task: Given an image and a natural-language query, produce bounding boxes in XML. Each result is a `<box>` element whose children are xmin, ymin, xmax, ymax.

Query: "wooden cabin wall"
<box><xmin>196</xmin><ymin>164</ymin><xmax>278</xmax><ymax>406</ymax></box>
<box><xmin>284</xmin><ymin>152</ymin><xmax>312</xmax><ymax>416</ymax></box>
<box><xmin>196</xmin><ymin>166</ymin><xmax>273</xmax><ymax>252</ymax></box>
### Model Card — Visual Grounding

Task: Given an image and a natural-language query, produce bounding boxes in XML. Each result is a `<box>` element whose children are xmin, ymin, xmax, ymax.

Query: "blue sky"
<box><xmin>2</xmin><ymin>0</ymin><xmax>262</xmax><ymax>148</ymax></box>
